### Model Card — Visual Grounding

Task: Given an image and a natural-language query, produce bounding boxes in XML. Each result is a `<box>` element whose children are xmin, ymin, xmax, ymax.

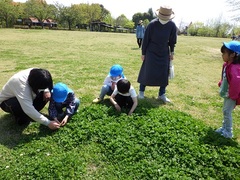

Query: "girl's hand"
<box><xmin>60</xmin><ymin>116</ymin><xmax>69</xmax><ymax>126</ymax></box>
<box><xmin>141</xmin><ymin>55</ymin><xmax>145</xmax><ymax>61</ymax></box>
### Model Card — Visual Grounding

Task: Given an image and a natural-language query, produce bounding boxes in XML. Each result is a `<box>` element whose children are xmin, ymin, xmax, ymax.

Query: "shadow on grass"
<box><xmin>131</xmin><ymin>47</ymin><xmax>140</xmax><ymax>50</ymax></box>
<box><xmin>0</xmin><ymin>113</ymin><xmax>55</xmax><ymax>149</ymax></box>
<box><xmin>200</xmin><ymin>127</ymin><xmax>239</xmax><ymax>147</ymax></box>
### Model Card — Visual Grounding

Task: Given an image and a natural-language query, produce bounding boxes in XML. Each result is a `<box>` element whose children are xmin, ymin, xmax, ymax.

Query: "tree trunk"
<box><xmin>68</xmin><ymin>21</ymin><xmax>71</xmax><ymax>30</ymax></box>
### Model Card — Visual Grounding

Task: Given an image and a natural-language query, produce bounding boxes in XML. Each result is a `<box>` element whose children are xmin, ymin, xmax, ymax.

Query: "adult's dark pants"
<box><xmin>0</xmin><ymin>92</ymin><xmax>47</xmax><ymax>125</ymax></box>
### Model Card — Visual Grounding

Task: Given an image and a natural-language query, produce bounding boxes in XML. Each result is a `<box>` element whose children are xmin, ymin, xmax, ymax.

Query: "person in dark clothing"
<box><xmin>137</xmin><ymin>5</ymin><xmax>177</xmax><ymax>103</ymax></box>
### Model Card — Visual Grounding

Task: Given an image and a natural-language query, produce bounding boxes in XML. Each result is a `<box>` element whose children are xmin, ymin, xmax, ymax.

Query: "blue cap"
<box><xmin>223</xmin><ymin>41</ymin><xmax>240</xmax><ymax>54</ymax></box>
<box><xmin>52</xmin><ymin>82</ymin><xmax>69</xmax><ymax>103</ymax></box>
<box><xmin>109</xmin><ymin>64</ymin><xmax>123</xmax><ymax>77</ymax></box>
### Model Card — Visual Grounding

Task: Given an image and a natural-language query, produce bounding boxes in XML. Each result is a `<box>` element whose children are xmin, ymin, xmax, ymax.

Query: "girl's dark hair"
<box><xmin>28</xmin><ymin>68</ymin><xmax>53</xmax><ymax>94</ymax></box>
<box><xmin>221</xmin><ymin>45</ymin><xmax>240</xmax><ymax>64</ymax></box>
<box><xmin>117</xmin><ymin>79</ymin><xmax>131</xmax><ymax>94</ymax></box>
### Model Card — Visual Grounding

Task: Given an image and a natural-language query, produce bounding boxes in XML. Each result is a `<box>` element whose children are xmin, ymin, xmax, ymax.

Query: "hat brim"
<box><xmin>109</xmin><ymin>72</ymin><xmax>124</xmax><ymax>77</ymax></box>
<box><xmin>51</xmin><ymin>87</ymin><xmax>70</xmax><ymax>103</ymax></box>
<box><xmin>155</xmin><ymin>10</ymin><xmax>175</xmax><ymax>21</ymax></box>
<box><xmin>53</xmin><ymin>96</ymin><xmax>67</xmax><ymax>103</ymax></box>
<box><xmin>223</xmin><ymin>41</ymin><xmax>240</xmax><ymax>54</ymax></box>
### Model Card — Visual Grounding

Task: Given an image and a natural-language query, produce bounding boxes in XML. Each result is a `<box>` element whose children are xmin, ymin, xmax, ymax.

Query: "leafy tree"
<box><xmin>232</xmin><ymin>26</ymin><xmax>240</xmax><ymax>36</ymax></box>
<box><xmin>58</xmin><ymin>5</ymin><xmax>77</xmax><ymax>30</ymax></box>
<box><xmin>218</xmin><ymin>22</ymin><xmax>232</xmax><ymax>38</ymax></box>
<box><xmin>0</xmin><ymin>0</ymin><xmax>19</xmax><ymax>27</ymax></box>
<box><xmin>132</xmin><ymin>8</ymin><xmax>154</xmax><ymax>27</ymax></box>
<box><xmin>115</xmin><ymin>14</ymin><xmax>128</xmax><ymax>27</ymax></box>
<box><xmin>99</xmin><ymin>4</ymin><xmax>110</xmax><ymax>21</ymax></box>
<box><xmin>143</xmin><ymin>19</ymin><xmax>149</xmax><ymax>27</ymax></box>
<box><xmin>75</xmin><ymin>3</ymin><xmax>89</xmax><ymax>26</ymax></box>
<box><xmin>132</xmin><ymin>12</ymin><xmax>143</xmax><ymax>27</ymax></box>
<box><xmin>147</xmin><ymin>8</ymin><xmax>154</xmax><ymax>21</ymax></box>
<box><xmin>48</xmin><ymin>4</ymin><xmax>58</xmax><ymax>21</ymax></box>
<box><xmin>188</xmin><ymin>22</ymin><xmax>204</xmax><ymax>36</ymax></box>
<box><xmin>124</xmin><ymin>20</ymin><xmax>134</xmax><ymax>29</ymax></box>
<box><xmin>211</xmin><ymin>15</ymin><xmax>224</xmax><ymax>37</ymax></box>
<box><xmin>142</xmin><ymin>12</ymin><xmax>151</xmax><ymax>22</ymax></box>
<box><xmin>86</xmin><ymin>3</ymin><xmax>102</xmax><ymax>22</ymax></box>
<box><xmin>197</xmin><ymin>26</ymin><xmax>210</xmax><ymax>37</ymax></box>
<box><xmin>24</xmin><ymin>0</ymin><xmax>56</xmax><ymax>28</ymax></box>
<box><xmin>102</xmin><ymin>13</ymin><xmax>115</xmax><ymax>26</ymax></box>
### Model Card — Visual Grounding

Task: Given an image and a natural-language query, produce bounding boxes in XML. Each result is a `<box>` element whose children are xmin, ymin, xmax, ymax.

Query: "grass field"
<box><xmin>0</xmin><ymin>29</ymin><xmax>239</xmax><ymax>179</ymax></box>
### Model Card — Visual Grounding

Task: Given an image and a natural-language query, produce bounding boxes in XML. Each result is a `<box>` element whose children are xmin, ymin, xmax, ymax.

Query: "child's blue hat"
<box><xmin>223</xmin><ymin>41</ymin><xmax>240</xmax><ymax>54</ymax></box>
<box><xmin>52</xmin><ymin>82</ymin><xmax>70</xmax><ymax>103</ymax></box>
<box><xmin>109</xmin><ymin>64</ymin><xmax>124</xmax><ymax>77</ymax></box>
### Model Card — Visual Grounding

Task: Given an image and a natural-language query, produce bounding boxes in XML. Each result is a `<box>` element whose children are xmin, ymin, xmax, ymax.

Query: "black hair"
<box><xmin>28</xmin><ymin>68</ymin><xmax>53</xmax><ymax>94</ymax></box>
<box><xmin>117</xmin><ymin>79</ymin><xmax>131</xmax><ymax>94</ymax></box>
<box><xmin>221</xmin><ymin>45</ymin><xmax>240</xmax><ymax>64</ymax></box>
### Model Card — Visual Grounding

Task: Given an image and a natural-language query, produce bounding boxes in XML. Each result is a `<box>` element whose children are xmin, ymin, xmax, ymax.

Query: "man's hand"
<box><xmin>48</xmin><ymin>121</ymin><xmax>60</xmax><ymax>130</ymax></box>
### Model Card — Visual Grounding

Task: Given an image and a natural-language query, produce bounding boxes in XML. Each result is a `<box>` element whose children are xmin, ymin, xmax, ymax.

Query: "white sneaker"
<box><xmin>138</xmin><ymin>91</ymin><xmax>144</xmax><ymax>99</ymax></box>
<box><xmin>158</xmin><ymin>94</ymin><xmax>171</xmax><ymax>103</ymax></box>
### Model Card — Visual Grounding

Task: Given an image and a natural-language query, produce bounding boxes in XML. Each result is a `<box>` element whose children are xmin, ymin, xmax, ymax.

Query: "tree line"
<box><xmin>0</xmin><ymin>0</ymin><xmax>155</xmax><ymax>30</ymax></box>
<box><xmin>0</xmin><ymin>0</ymin><xmax>240</xmax><ymax>38</ymax></box>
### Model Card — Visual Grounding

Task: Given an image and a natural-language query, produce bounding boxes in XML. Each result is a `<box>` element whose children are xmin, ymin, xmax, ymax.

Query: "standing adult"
<box><xmin>136</xmin><ymin>20</ymin><xmax>145</xmax><ymax>48</ymax></box>
<box><xmin>0</xmin><ymin>68</ymin><xmax>60</xmax><ymax>130</ymax></box>
<box><xmin>137</xmin><ymin>5</ymin><xmax>177</xmax><ymax>103</ymax></box>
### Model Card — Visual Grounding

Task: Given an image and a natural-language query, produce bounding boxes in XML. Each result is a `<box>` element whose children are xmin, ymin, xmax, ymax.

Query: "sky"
<box><xmin>15</xmin><ymin>0</ymin><xmax>233</xmax><ymax>26</ymax></box>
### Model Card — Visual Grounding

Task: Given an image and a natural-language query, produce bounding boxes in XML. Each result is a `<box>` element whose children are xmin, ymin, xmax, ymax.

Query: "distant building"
<box><xmin>15</xmin><ymin>17</ymin><xmax>57</xmax><ymax>29</ymax></box>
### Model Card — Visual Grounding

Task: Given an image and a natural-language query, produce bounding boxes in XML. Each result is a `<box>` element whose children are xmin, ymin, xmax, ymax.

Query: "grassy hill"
<box><xmin>0</xmin><ymin>29</ymin><xmax>239</xmax><ymax>179</ymax></box>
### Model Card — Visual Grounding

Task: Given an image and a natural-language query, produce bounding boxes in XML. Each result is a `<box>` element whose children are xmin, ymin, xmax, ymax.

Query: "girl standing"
<box><xmin>216</xmin><ymin>41</ymin><xmax>240</xmax><ymax>138</ymax></box>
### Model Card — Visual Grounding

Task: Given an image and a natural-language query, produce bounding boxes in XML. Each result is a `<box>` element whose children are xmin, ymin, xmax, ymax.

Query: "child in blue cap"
<box><xmin>93</xmin><ymin>64</ymin><xmax>126</xmax><ymax>103</ymax></box>
<box><xmin>215</xmin><ymin>41</ymin><xmax>240</xmax><ymax>138</ymax></box>
<box><xmin>48</xmin><ymin>82</ymin><xmax>80</xmax><ymax>126</ymax></box>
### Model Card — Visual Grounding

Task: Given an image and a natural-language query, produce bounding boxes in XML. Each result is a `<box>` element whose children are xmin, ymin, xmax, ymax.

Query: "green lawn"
<box><xmin>0</xmin><ymin>29</ymin><xmax>239</xmax><ymax>179</ymax></box>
